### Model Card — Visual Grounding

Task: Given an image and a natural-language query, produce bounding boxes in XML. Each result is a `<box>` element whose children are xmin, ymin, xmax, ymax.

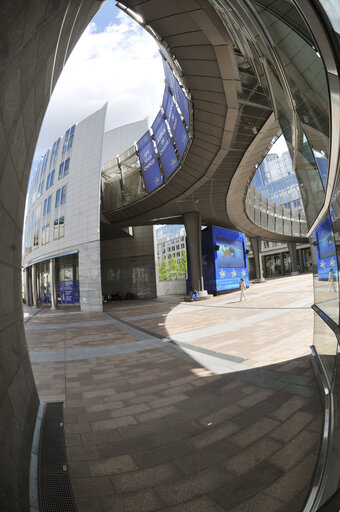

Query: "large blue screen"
<box><xmin>215</xmin><ymin>237</ymin><xmax>245</xmax><ymax>268</ymax></box>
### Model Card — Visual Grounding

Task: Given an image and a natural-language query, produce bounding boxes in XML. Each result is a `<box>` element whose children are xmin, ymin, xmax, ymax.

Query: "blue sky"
<box><xmin>33</xmin><ymin>1</ymin><xmax>164</xmax><ymax>165</ymax></box>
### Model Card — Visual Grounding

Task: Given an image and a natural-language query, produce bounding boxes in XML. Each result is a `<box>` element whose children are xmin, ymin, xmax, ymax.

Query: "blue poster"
<box><xmin>215</xmin><ymin>237</ymin><xmax>246</xmax><ymax>268</ymax></box>
<box><xmin>162</xmin><ymin>59</ymin><xmax>190</xmax><ymax>128</ymax></box>
<box><xmin>152</xmin><ymin>111</ymin><xmax>179</xmax><ymax>179</ymax></box>
<box><xmin>162</xmin><ymin>88</ymin><xmax>189</xmax><ymax>158</ymax></box>
<box><xmin>315</xmin><ymin>215</ymin><xmax>338</xmax><ymax>280</ymax></box>
<box><xmin>137</xmin><ymin>131</ymin><xmax>163</xmax><ymax>193</ymax></box>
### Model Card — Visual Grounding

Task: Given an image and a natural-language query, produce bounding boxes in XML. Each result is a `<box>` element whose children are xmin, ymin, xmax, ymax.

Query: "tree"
<box><xmin>168</xmin><ymin>254</ymin><xmax>179</xmax><ymax>280</ymax></box>
<box><xmin>158</xmin><ymin>257</ymin><xmax>169</xmax><ymax>281</ymax></box>
<box><xmin>179</xmin><ymin>250</ymin><xmax>188</xmax><ymax>278</ymax></box>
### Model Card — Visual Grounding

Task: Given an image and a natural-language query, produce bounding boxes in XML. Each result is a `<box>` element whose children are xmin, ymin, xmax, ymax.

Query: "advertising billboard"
<box><xmin>137</xmin><ymin>131</ymin><xmax>163</xmax><ymax>193</ymax></box>
<box><xmin>162</xmin><ymin>88</ymin><xmax>189</xmax><ymax>158</ymax></box>
<box><xmin>152</xmin><ymin>111</ymin><xmax>179</xmax><ymax>179</ymax></box>
<box><xmin>162</xmin><ymin>59</ymin><xmax>190</xmax><ymax>128</ymax></box>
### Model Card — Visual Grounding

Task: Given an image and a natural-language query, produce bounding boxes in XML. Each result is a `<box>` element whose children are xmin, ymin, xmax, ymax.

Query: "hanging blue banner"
<box><xmin>162</xmin><ymin>88</ymin><xmax>189</xmax><ymax>159</ymax></box>
<box><xmin>137</xmin><ymin>131</ymin><xmax>163</xmax><ymax>193</ymax></box>
<box><xmin>162</xmin><ymin>59</ymin><xmax>190</xmax><ymax>128</ymax></box>
<box><xmin>152</xmin><ymin>111</ymin><xmax>179</xmax><ymax>179</ymax></box>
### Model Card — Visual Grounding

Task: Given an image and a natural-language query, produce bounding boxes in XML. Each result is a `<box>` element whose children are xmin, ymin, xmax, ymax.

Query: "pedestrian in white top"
<box><xmin>328</xmin><ymin>268</ymin><xmax>336</xmax><ymax>292</ymax></box>
<box><xmin>239</xmin><ymin>278</ymin><xmax>247</xmax><ymax>301</ymax></box>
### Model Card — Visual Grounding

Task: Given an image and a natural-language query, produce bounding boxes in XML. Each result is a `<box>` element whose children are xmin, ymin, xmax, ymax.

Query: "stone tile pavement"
<box><xmin>25</xmin><ymin>274</ymin><xmax>322</xmax><ymax>511</ymax></box>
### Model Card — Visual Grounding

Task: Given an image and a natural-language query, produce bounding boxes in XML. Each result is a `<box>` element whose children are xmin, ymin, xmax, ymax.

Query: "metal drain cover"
<box><xmin>39</xmin><ymin>403</ymin><xmax>77</xmax><ymax>512</ymax></box>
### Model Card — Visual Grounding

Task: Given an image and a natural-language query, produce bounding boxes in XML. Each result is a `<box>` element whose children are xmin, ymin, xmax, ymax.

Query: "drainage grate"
<box><xmin>39</xmin><ymin>402</ymin><xmax>77</xmax><ymax>512</ymax></box>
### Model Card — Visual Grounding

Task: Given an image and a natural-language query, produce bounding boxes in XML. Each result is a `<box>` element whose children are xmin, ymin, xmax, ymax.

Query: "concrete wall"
<box><xmin>0</xmin><ymin>1</ymin><xmax>99</xmax><ymax>509</ymax></box>
<box><xmin>156</xmin><ymin>279</ymin><xmax>187</xmax><ymax>296</ymax></box>
<box><xmin>101</xmin><ymin>226</ymin><xmax>157</xmax><ymax>299</ymax></box>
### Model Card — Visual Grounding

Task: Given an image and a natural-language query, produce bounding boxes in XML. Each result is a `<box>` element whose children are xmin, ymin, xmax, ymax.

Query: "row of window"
<box><xmin>42</xmin><ymin>186</ymin><xmax>67</xmax><ymax>216</ymax></box>
<box><xmin>36</xmin><ymin>217</ymin><xmax>65</xmax><ymax>247</ymax></box>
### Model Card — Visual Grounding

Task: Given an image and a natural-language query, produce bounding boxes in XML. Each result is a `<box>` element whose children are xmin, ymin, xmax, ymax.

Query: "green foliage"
<box><xmin>168</xmin><ymin>254</ymin><xmax>179</xmax><ymax>279</ymax></box>
<box><xmin>158</xmin><ymin>256</ymin><xmax>169</xmax><ymax>281</ymax></box>
<box><xmin>179</xmin><ymin>250</ymin><xmax>188</xmax><ymax>278</ymax></box>
<box><xmin>158</xmin><ymin>251</ymin><xmax>188</xmax><ymax>281</ymax></box>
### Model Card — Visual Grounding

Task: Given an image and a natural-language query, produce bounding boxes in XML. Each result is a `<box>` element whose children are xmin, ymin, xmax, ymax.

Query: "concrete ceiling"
<box><xmin>101</xmin><ymin>0</ymin><xmax>307</xmax><ymax>242</ymax></box>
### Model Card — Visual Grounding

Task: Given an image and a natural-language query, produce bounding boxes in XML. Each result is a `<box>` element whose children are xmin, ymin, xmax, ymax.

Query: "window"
<box><xmin>58</xmin><ymin>162</ymin><xmax>64</xmax><ymax>179</ymax></box>
<box><xmin>33</xmin><ymin>233</ymin><xmax>39</xmax><ymax>247</ymax></box>
<box><xmin>53</xmin><ymin>217</ymin><xmax>65</xmax><ymax>240</ymax></box>
<box><xmin>181</xmin><ymin>243</ymin><xmax>185</xmax><ymax>248</ymax></box>
<box><xmin>55</xmin><ymin>189</ymin><xmax>61</xmax><ymax>208</ymax></box>
<box><xmin>43</xmin><ymin>195</ymin><xmax>51</xmax><ymax>216</ymax></box>
<box><xmin>50</xmin><ymin>170</ymin><xmax>55</xmax><ymax>187</ymax></box>
<box><xmin>62</xmin><ymin>129</ymin><xmax>70</xmax><ymax>154</ymax></box>
<box><xmin>64</xmin><ymin>158</ymin><xmax>70</xmax><ymax>176</ymax></box>
<box><xmin>67</xmin><ymin>125</ymin><xmax>75</xmax><ymax>149</ymax></box>
<box><xmin>45</xmin><ymin>224</ymin><xmax>50</xmax><ymax>243</ymax></box>
<box><xmin>46</xmin><ymin>170</ymin><xmax>55</xmax><ymax>189</ymax></box>
<box><xmin>61</xmin><ymin>185</ymin><xmax>67</xmax><ymax>204</ymax></box>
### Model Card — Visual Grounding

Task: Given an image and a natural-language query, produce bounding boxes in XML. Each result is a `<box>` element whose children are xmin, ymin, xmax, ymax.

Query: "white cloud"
<box><xmin>34</xmin><ymin>9</ymin><xmax>164</xmax><ymax>159</ymax></box>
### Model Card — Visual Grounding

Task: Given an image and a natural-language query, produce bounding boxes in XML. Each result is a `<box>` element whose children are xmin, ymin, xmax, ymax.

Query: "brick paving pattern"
<box><xmin>25</xmin><ymin>274</ymin><xmax>322</xmax><ymax>511</ymax></box>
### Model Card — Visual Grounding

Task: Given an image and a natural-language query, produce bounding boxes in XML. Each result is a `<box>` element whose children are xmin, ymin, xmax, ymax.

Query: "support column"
<box><xmin>288</xmin><ymin>242</ymin><xmax>299</xmax><ymax>275</ymax></box>
<box><xmin>23</xmin><ymin>267</ymin><xmax>30</xmax><ymax>306</ymax></box>
<box><xmin>298</xmin><ymin>248</ymin><xmax>304</xmax><ymax>272</ymax></box>
<box><xmin>280</xmin><ymin>252</ymin><xmax>285</xmax><ymax>275</ymax></box>
<box><xmin>31</xmin><ymin>264</ymin><xmax>38</xmax><ymax>307</ymax></box>
<box><xmin>183</xmin><ymin>212</ymin><xmax>205</xmax><ymax>294</ymax></box>
<box><xmin>50</xmin><ymin>258</ymin><xmax>57</xmax><ymax>310</ymax></box>
<box><xmin>250</xmin><ymin>237</ymin><xmax>265</xmax><ymax>282</ymax></box>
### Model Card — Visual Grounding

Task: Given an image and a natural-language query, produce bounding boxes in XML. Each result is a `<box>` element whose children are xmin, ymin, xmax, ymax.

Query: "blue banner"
<box><xmin>152</xmin><ymin>111</ymin><xmax>179</xmax><ymax>179</ymax></box>
<box><xmin>162</xmin><ymin>88</ymin><xmax>189</xmax><ymax>159</ymax></box>
<box><xmin>162</xmin><ymin>59</ymin><xmax>190</xmax><ymax>128</ymax></box>
<box><xmin>137</xmin><ymin>131</ymin><xmax>163</xmax><ymax>193</ymax></box>
<box><xmin>315</xmin><ymin>216</ymin><xmax>338</xmax><ymax>280</ymax></box>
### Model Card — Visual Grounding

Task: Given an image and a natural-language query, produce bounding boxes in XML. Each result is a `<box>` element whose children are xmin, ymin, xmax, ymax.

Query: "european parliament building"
<box><xmin>3</xmin><ymin>1</ymin><xmax>340</xmax><ymax>511</ymax></box>
<box><xmin>22</xmin><ymin>108</ymin><xmax>154</xmax><ymax>311</ymax></box>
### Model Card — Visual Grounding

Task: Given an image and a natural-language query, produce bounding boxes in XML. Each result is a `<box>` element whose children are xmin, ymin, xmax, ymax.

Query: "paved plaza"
<box><xmin>25</xmin><ymin>273</ymin><xmax>322</xmax><ymax>511</ymax></box>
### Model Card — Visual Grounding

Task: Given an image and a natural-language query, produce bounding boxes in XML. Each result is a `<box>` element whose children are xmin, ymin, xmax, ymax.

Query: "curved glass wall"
<box><xmin>250</xmin><ymin>2</ymin><xmax>330</xmax><ymax>228</ymax></box>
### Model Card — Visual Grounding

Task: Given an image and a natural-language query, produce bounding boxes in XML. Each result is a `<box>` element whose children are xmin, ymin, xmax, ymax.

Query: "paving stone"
<box><xmin>67</xmin><ymin>445</ymin><xmax>99</xmax><ymax>461</ymax></box>
<box><xmin>89</xmin><ymin>454</ymin><xmax>138</xmax><ymax>476</ymax></box>
<box><xmin>112</xmin><ymin>462</ymin><xmax>180</xmax><ymax>492</ymax></box>
<box><xmin>269</xmin><ymin>411</ymin><xmax>315</xmax><ymax>443</ymax></box>
<box><xmin>210</xmin><ymin>462</ymin><xmax>284</xmax><ymax>509</ymax></box>
<box><xmin>228</xmin><ymin>493</ymin><xmax>284</xmax><ymax>512</ymax></box>
<box><xmin>269</xmin><ymin>395</ymin><xmax>306</xmax><ymax>421</ymax></box>
<box><xmin>265</xmin><ymin>453</ymin><xmax>317</xmax><ymax>502</ymax></box>
<box><xmin>71</xmin><ymin>476</ymin><xmax>113</xmax><ymax>497</ymax></box>
<box><xmin>188</xmin><ymin>421</ymin><xmax>240</xmax><ymax>449</ymax></box>
<box><xmin>164</xmin><ymin>495</ymin><xmax>225</xmax><ymax>511</ymax></box>
<box><xmin>269</xmin><ymin>429</ymin><xmax>321</xmax><ymax>471</ymax></box>
<box><xmin>155</xmin><ymin>467</ymin><xmax>231</xmax><ymax>505</ymax></box>
<box><xmin>100</xmin><ymin>489</ymin><xmax>163</xmax><ymax>512</ymax></box>
<box><xmin>230</xmin><ymin>417</ymin><xmax>280</xmax><ymax>448</ymax></box>
<box><xmin>135</xmin><ymin>405</ymin><xmax>178</xmax><ymax>423</ymax></box>
<box><xmin>221</xmin><ymin>437</ymin><xmax>283</xmax><ymax>476</ymax></box>
<box><xmin>92</xmin><ymin>415</ymin><xmax>137</xmax><ymax>431</ymax></box>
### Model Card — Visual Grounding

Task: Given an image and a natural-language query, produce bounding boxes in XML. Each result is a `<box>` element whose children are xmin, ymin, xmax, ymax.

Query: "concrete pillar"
<box><xmin>250</xmin><ymin>237</ymin><xmax>265</xmax><ymax>282</ymax></box>
<box><xmin>50</xmin><ymin>258</ymin><xmax>57</xmax><ymax>310</ymax></box>
<box><xmin>288</xmin><ymin>242</ymin><xmax>299</xmax><ymax>275</ymax></box>
<box><xmin>280</xmin><ymin>252</ymin><xmax>285</xmax><ymax>275</ymax></box>
<box><xmin>183</xmin><ymin>212</ymin><xmax>205</xmax><ymax>293</ymax></box>
<box><xmin>23</xmin><ymin>267</ymin><xmax>30</xmax><ymax>306</ymax></box>
<box><xmin>298</xmin><ymin>248</ymin><xmax>304</xmax><ymax>271</ymax></box>
<box><xmin>31</xmin><ymin>264</ymin><xmax>38</xmax><ymax>307</ymax></box>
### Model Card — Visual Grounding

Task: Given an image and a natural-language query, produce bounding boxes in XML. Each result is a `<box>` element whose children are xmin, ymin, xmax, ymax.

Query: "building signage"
<box><xmin>152</xmin><ymin>111</ymin><xmax>179</xmax><ymax>179</ymax></box>
<box><xmin>162</xmin><ymin>88</ymin><xmax>189</xmax><ymax>159</ymax></box>
<box><xmin>162</xmin><ymin>59</ymin><xmax>190</xmax><ymax>128</ymax></box>
<box><xmin>137</xmin><ymin>131</ymin><xmax>163</xmax><ymax>193</ymax></box>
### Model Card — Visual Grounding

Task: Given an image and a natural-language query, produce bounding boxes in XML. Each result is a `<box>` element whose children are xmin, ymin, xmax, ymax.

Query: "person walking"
<box><xmin>328</xmin><ymin>268</ymin><xmax>336</xmax><ymax>292</ymax></box>
<box><xmin>239</xmin><ymin>278</ymin><xmax>247</xmax><ymax>302</ymax></box>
